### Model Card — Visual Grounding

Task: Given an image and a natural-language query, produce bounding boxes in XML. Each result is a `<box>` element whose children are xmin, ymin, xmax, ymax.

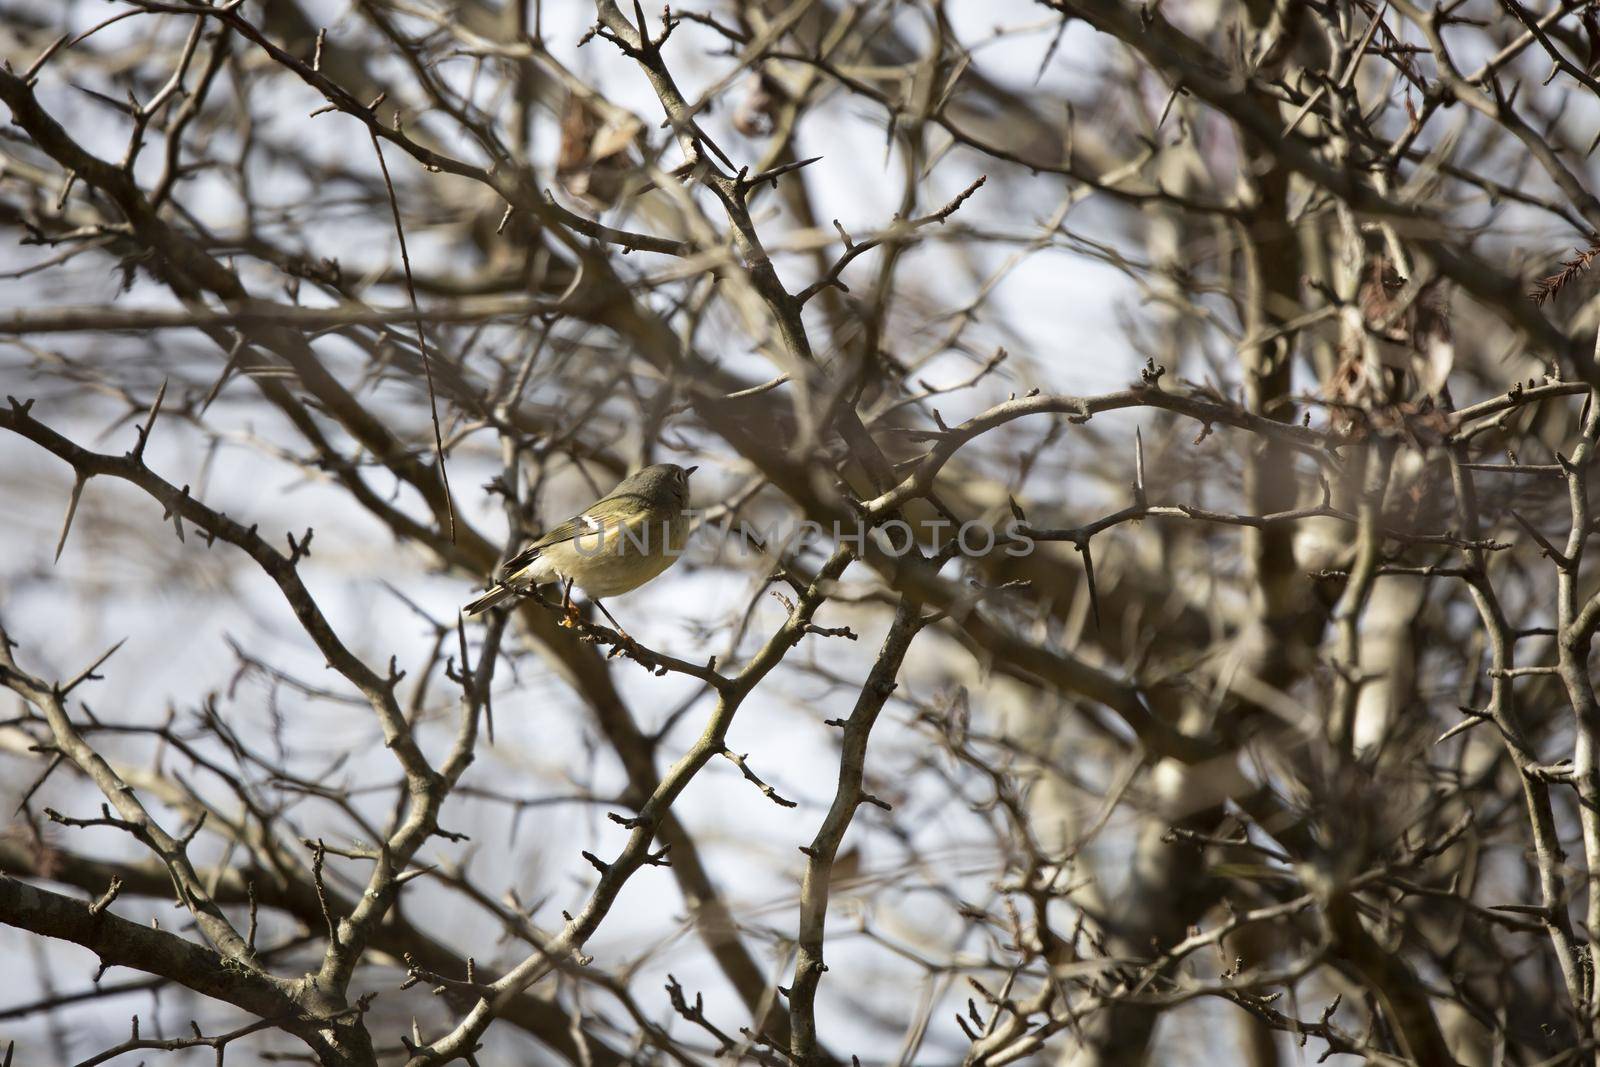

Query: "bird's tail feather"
<box><xmin>463</xmin><ymin>583</ymin><xmax>519</xmax><ymax>616</ymax></box>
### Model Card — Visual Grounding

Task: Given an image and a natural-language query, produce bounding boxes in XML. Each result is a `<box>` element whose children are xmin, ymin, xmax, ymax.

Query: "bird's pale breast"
<box><xmin>536</xmin><ymin>510</ymin><xmax>687</xmax><ymax>598</ymax></box>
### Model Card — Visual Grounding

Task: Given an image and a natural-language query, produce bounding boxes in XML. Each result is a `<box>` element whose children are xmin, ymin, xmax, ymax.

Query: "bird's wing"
<box><xmin>497</xmin><ymin>515</ymin><xmax>599</xmax><ymax>577</ymax></box>
<box><xmin>496</xmin><ymin>493</ymin><xmax>655</xmax><ymax>578</ymax></box>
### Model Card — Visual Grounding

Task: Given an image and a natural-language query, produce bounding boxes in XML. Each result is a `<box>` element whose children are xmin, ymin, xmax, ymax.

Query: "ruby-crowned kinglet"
<box><xmin>463</xmin><ymin>463</ymin><xmax>697</xmax><ymax>618</ymax></box>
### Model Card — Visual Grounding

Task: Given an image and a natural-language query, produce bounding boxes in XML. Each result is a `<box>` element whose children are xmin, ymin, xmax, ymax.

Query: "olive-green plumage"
<box><xmin>463</xmin><ymin>463</ymin><xmax>696</xmax><ymax>616</ymax></box>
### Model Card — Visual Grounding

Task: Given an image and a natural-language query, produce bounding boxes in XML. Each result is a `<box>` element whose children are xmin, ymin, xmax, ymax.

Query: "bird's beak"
<box><xmin>684</xmin><ymin>465</ymin><xmax>699</xmax><ymax>477</ymax></box>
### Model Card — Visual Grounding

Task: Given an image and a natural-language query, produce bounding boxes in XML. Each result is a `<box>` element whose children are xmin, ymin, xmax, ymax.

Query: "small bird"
<box><xmin>463</xmin><ymin>464</ymin><xmax>697</xmax><ymax>635</ymax></box>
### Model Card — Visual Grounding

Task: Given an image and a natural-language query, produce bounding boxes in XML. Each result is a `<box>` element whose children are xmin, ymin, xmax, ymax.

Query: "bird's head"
<box><xmin>620</xmin><ymin>462</ymin><xmax>697</xmax><ymax>506</ymax></box>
